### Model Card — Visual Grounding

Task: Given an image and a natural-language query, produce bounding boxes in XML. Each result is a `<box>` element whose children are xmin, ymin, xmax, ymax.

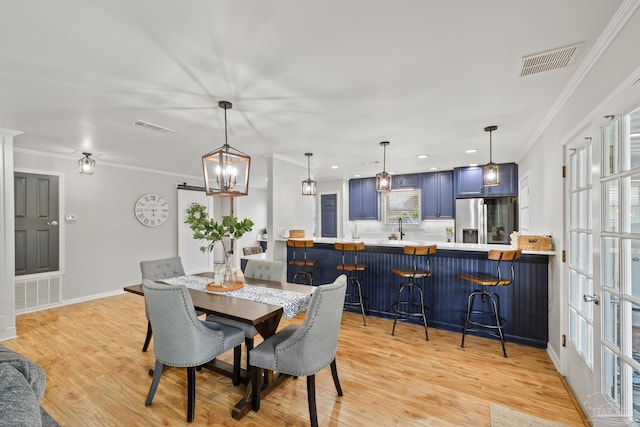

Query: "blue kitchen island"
<box><xmin>285</xmin><ymin>239</ymin><xmax>553</xmax><ymax>349</ymax></box>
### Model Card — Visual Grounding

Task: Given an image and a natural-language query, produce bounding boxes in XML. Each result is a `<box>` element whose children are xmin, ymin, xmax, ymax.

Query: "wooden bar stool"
<box><xmin>391</xmin><ymin>245</ymin><xmax>437</xmax><ymax>340</ymax></box>
<box><xmin>287</xmin><ymin>239</ymin><xmax>317</xmax><ymax>285</ymax></box>
<box><xmin>459</xmin><ymin>249</ymin><xmax>521</xmax><ymax>357</ymax></box>
<box><xmin>335</xmin><ymin>241</ymin><xmax>367</xmax><ymax>326</ymax></box>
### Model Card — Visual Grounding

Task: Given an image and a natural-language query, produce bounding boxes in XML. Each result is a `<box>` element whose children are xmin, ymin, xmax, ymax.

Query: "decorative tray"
<box><xmin>205</xmin><ymin>281</ymin><xmax>244</xmax><ymax>293</ymax></box>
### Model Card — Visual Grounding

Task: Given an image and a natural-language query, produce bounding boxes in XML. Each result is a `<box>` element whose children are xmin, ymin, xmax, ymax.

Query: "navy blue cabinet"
<box><xmin>421</xmin><ymin>171</ymin><xmax>454</xmax><ymax>219</ymax></box>
<box><xmin>454</xmin><ymin>166</ymin><xmax>484</xmax><ymax>198</ymax></box>
<box><xmin>483</xmin><ymin>162</ymin><xmax>518</xmax><ymax>197</ymax></box>
<box><xmin>349</xmin><ymin>178</ymin><xmax>379</xmax><ymax>220</ymax></box>
<box><xmin>392</xmin><ymin>173</ymin><xmax>419</xmax><ymax>189</ymax></box>
<box><xmin>454</xmin><ymin>163</ymin><xmax>518</xmax><ymax>198</ymax></box>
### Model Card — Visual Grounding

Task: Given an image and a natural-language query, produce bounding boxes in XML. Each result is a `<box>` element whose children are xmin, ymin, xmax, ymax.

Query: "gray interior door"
<box><xmin>14</xmin><ymin>172</ymin><xmax>59</xmax><ymax>275</ymax></box>
<box><xmin>321</xmin><ymin>194</ymin><xmax>337</xmax><ymax>238</ymax></box>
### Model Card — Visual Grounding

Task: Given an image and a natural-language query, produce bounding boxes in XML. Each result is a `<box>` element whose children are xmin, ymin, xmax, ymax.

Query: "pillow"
<box><xmin>0</xmin><ymin>362</ymin><xmax>43</xmax><ymax>427</ymax></box>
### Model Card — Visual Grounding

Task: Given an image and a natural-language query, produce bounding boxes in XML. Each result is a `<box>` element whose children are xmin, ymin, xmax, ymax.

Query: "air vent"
<box><xmin>133</xmin><ymin>120</ymin><xmax>175</xmax><ymax>133</ymax></box>
<box><xmin>518</xmin><ymin>43</ymin><xmax>582</xmax><ymax>77</ymax></box>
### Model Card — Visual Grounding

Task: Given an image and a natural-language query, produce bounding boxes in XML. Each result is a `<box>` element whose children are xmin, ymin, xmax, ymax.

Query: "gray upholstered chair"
<box><xmin>249</xmin><ymin>274</ymin><xmax>347</xmax><ymax>427</ymax></box>
<box><xmin>142</xmin><ymin>279</ymin><xmax>244</xmax><ymax>423</ymax></box>
<box><xmin>140</xmin><ymin>256</ymin><xmax>205</xmax><ymax>352</ymax></box>
<box><xmin>205</xmin><ymin>259</ymin><xmax>287</xmax><ymax>369</ymax></box>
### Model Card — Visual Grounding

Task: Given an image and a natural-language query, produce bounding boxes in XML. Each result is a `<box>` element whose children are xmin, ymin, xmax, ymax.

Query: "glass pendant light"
<box><xmin>376</xmin><ymin>141</ymin><xmax>392</xmax><ymax>192</ymax></box>
<box><xmin>202</xmin><ymin>101</ymin><xmax>251</xmax><ymax>197</ymax></box>
<box><xmin>482</xmin><ymin>125</ymin><xmax>500</xmax><ymax>186</ymax></box>
<box><xmin>78</xmin><ymin>152</ymin><xmax>95</xmax><ymax>175</ymax></box>
<box><xmin>301</xmin><ymin>153</ymin><xmax>317</xmax><ymax>196</ymax></box>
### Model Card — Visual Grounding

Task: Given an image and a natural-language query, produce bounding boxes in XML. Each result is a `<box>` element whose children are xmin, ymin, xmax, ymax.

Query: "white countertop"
<box><xmin>275</xmin><ymin>237</ymin><xmax>554</xmax><ymax>255</ymax></box>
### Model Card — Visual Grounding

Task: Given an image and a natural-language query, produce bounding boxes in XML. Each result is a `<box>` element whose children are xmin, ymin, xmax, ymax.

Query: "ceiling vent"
<box><xmin>133</xmin><ymin>120</ymin><xmax>175</xmax><ymax>133</ymax></box>
<box><xmin>518</xmin><ymin>43</ymin><xmax>582</xmax><ymax>77</ymax></box>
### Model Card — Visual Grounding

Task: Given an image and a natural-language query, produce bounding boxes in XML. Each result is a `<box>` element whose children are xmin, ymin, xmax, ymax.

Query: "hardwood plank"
<box><xmin>2</xmin><ymin>293</ymin><xmax>587</xmax><ymax>426</ymax></box>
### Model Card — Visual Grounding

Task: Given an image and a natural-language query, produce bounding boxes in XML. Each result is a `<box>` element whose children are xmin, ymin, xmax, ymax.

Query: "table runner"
<box><xmin>161</xmin><ymin>275</ymin><xmax>310</xmax><ymax>320</ymax></box>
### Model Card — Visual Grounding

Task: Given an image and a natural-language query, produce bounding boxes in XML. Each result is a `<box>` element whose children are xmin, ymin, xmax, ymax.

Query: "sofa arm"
<box><xmin>0</xmin><ymin>363</ymin><xmax>43</xmax><ymax>427</ymax></box>
<box><xmin>0</xmin><ymin>343</ymin><xmax>46</xmax><ymax>401</ymax></box>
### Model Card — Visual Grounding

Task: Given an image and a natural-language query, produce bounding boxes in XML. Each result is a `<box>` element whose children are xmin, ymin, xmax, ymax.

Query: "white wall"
<box><xmin>267</xmin><ymin>155</ymin><xmax>314</xmax><ymax>261</ymax></box>
<box><xmin>519</xmin><ymin>5</ymin><xmax>640</xmax><ymax>361</ymax></box>
<box><xmin>11</xmin><ymin>150</ymin><xmax>268</xmax><ymax>304</ymax></box>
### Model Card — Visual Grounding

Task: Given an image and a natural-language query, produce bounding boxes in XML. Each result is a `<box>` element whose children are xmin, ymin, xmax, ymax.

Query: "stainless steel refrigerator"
<box><xmin>455</xmin><ymin>197</ymin><xmax>517</xmax><ymax>244</ymax></box>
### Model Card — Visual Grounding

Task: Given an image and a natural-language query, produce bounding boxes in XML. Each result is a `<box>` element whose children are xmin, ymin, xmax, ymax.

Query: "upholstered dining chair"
<box><xmin>140</xmin><ymin>256</ymin><xmax>192</xmax><ymax>352</ymax></box>
<box><xmin>249</xmin><ymin>275</ymin><xmax>347</xmax><ymax>427</ymax></box>
<box><xmin>206</xmin><ymin>259</ymin><xmax>287</xmax><ymax>370</ymax></box>
<box><xmin>142</xmin><ymin>279</ymin><xmax>244</xmax><ymax>423</ymax></box>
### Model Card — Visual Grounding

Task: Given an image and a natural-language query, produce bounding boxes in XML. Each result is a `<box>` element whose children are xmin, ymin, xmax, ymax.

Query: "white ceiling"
<box><xmin>0</xmin><ymin>0</ymin><xmax>625</xmax><ymax>187</ymax></box>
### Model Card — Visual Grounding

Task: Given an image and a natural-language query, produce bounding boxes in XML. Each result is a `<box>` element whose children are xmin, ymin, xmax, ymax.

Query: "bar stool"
<box><xmin>287</xmin><ymin>239</ymin><xmax>317</xmax><ymax>285</ymax></box>
<box><xmin>459</xmin><ymin>249</ymin><xmax>522</xmax><ymax>357</ymax></box>
<box><xmin>391</xmin><ymin>245</ymin><xmax>437</xmax><ymax>340</ymax></box>
<box><xmin>335</xmin><ymin>242</ymin><xmax>367</xmax><ymax>326</ymax></box>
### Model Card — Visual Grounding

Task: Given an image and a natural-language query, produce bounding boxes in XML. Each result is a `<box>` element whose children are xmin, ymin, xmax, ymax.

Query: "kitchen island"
<box><xmin>283</xmin><ymin>238</ymin><xmax>554</xmax><ymax>348</ymax></box>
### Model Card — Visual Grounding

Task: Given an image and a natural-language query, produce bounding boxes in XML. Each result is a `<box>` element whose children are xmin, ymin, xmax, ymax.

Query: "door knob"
<box><xmin>46</xmin><ymin>220</ymin><xmax>59</xmax><ymax>227</ymax></box>
<box><xmin>583</xmin><ymin>294</ymin><xmax>600</xmax><ymax>305</ymax></box>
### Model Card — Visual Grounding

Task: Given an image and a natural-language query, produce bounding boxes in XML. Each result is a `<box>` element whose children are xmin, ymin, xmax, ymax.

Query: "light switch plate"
<box><xmin>65</xmin><ymin>214</ymin><xmax>77</xmax><ymax>222</ymax></box>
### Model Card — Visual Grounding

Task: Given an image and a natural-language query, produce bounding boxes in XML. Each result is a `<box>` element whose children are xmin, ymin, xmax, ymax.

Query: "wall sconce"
<box><xmin>376</xmin><ymin>141</ymin><xmax>392</xmax><ymax>192</ymax></box>
<box><xmin>482</xmin><ymin>126</ymin><xmax>500</xmax><ymax>186</ymax></box>
<box><xmin>202</xmin><ymin>101</ymin><xmax>251</xmax><ymax>197</ymax></box>
<box><xmin>301</xmin><ymin>153</ymin><xmax>317</xmax><ymax>196</ymax></box>
<box><xmin>78</xmin><ymin>152</ymin><xmax>95</xmax><ymax>175</ymax></box>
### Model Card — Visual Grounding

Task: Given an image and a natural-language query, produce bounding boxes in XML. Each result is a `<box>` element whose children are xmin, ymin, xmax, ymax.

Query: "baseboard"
<box><xmin>16</xmin><ymin>289</ymin><xmax>126</xmax><ymax>315</ymax></box>
<box><xmin>546</xmin><ymin>343</ymin><xmax>561</xmax><ymax>372</ymax></box>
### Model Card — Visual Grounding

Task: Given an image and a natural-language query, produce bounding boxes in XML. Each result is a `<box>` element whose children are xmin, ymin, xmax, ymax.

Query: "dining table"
<box><xmin>124</xmin><ymin>272</ymin><xmax>315</xmax><ymax>420</ymax></box>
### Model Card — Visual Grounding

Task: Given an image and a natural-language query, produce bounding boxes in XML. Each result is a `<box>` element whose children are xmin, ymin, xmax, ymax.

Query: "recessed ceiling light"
<box><xmin>430</xmin><ymin>167</ymin><xmax>438</xmax><ymax>171</ymax></box>
<box><xmin>331</xmin><ymin>165</ymin><xmax>339</xmax><ymax>169</ymax></box>
<box><xmin>469</xmin><ymin>163</ymin><xmax>478</xmax><ymax>167</ymax></box>
<box><xmin>388</xmin><ymin>170</ymin><xmax>397</xmax><ymax>175</ymax></box>
<box><xmin>417</xmin><ymin>154</ymin><xmax>428</xmax><ymax>159</ymax></box>
<box><xmin>465</xmin><ymin>149</ymin><xmax>477</xmax><ymax>154</ymax></box>
<box><xmin>353</xmin><ymin>174</ymin><xmax>361</xmax><ymax>178</ymax></box>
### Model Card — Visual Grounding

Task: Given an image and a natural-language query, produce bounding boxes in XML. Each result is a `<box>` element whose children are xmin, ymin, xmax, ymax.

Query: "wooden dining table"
<box><xmin>124</xmin><ymin>272</ymin><xmax>314</xmax><ymax>420</ymax></box>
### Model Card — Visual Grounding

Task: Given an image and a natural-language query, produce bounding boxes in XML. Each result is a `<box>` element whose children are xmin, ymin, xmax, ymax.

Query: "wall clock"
<box><xmin>134</xmin><ymin>193</ymin><xmax>169</xmax><ymax>227</ymax></box>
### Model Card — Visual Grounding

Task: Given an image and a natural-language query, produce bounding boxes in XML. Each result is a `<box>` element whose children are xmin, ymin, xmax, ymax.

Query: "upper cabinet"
<box><xmin>454</xmin><ymin>163</ymin><xmax>518</xmax><ymax>198</ymax></box>
<box><xmin>349</xmin><ymin>177</ymin><xmax>379</xmax><ymax>220</ymax></box>
<box><xmin>391</xmin><ymin>173</ymin><xmax>419</xmax><ymax>190</ymax></box>
<box><xmin>421</xmin><ymin>170</ymin><xmax>454</xmax><ymax>219</ymax></box>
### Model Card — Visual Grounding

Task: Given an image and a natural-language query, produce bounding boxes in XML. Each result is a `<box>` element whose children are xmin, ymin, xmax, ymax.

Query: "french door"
<box><xmin>566</xmin><ymin>103</ymin><xmax>640</xmax><ymax>425</ymax></box>
<box><xmin>599</xmin><ymin>105</ymin><xmax>640</xmax><ymax>424</ymax></box>
<box><xmin>565</xmin><ymin>133</ymin><xmax>600</xmax><ymax>413</ymax></box>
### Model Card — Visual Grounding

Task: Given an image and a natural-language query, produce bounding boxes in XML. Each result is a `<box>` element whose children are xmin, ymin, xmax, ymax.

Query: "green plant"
<box><xmin>445</xmin><ymin>226</ymin><xmax>454</xmax><ymax>233</ymax></box>
<box><xmin>184</xmin><ymin>203</ymin><xmax>254</xmax><ymax>258</ymax></box>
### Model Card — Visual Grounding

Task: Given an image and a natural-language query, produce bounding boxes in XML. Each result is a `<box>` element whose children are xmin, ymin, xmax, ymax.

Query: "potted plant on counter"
<box><xmin>184</xmin><ymin>202</ymin><xmax>254</xmax><ymax>283</ymax></box>
<box><xmin>445</xmin><ymin>226</ymin><xmax>454</xmax><ymax>242</ymax></box>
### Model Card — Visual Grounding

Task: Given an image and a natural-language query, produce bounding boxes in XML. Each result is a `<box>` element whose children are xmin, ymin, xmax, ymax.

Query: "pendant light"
<box><xmin>376</xmin><ymin>141</ymin><xmax>392</xmax><ymax>192</ymax></box>
<box><xmin>202</xmin><ymin>101</ymin><xmax>251</xmax><ymax>197</ymax></box>
<box><xmin>301</xmin><ymin>152</ymin><xmax>317</xmax><ymax>196</ymax></box>
<box><xmin>78</xmin><ymin>152</ymin><xmax>95</xmax><ymax>175</ymax></box>
<box><xmin>482</xmin><ymin>125</ymin><xmax>500</xmax><ymax>186</ymax></box>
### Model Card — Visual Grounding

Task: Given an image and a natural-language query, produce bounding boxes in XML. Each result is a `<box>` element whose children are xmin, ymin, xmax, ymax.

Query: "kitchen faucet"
<box><xmin>398</xmin><ymin>217</ymin><xmax>405</xmax><ymax>240</ymax></box>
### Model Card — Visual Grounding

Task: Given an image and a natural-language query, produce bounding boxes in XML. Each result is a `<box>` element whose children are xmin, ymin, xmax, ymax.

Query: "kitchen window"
<box><xmin>383</xmin><ymin>189</ymin><xmax>421</xmax><ymax>225</ymax></box>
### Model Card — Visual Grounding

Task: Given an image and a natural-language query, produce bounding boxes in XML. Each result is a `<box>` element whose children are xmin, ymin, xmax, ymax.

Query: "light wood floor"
<box><xmin>3</xmin><ymin>293</ymin><xmax>587</xmax><ymax>426</ymax></box>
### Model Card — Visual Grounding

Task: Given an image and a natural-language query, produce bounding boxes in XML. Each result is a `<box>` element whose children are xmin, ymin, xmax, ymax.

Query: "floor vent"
<box><xmin>133</xmin><ymin>119</ymin><xmax>175</xmax><ymax>133</ymax></box>
<box><xmin>518</xmin><ymin>43</ymin><xmax>582</xmax><ymax>77</ymax></box>
<box><xmin>15</xmin><ymin>275</ymin><xmax>62</xmax><ymax>312</ymax></box>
